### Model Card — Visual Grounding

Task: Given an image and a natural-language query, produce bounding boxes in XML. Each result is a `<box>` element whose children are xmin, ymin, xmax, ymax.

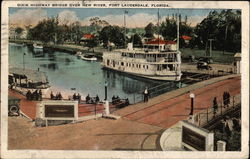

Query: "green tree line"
<box><xmin>23</xmin><ymin>9</ymin><xmax>241</xmax><ymax>52</ymax></box>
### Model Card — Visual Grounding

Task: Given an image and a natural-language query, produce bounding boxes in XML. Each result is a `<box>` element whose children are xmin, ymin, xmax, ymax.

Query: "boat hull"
<box><xmin>102</xmin><ymin>65</ymin><xmax>182</xmax><ymax>81</ymax></box>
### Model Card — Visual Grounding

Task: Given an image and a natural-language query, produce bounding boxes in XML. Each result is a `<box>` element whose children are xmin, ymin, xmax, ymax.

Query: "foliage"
<box><xmin>15</xmin><ymin>27</ymin><xmax>24</xmax><ymax>35</ymax></box>
<box><xmin>159</xmin><ymin>16</ymin><xmax>193</xmax><ymax>48</ymax></box>
<box><xmin>99</xmin><ymin>25</ymin><xmax>125</xmax><ymax>48</ymax></box>
<box><xmin>130</xmin><ymin>33</ymin><xmax>142</xmax><ymax>47</ymax></box>
<box><xmin>194</xmin><ymin>10</ymin><xmax>241</xmax><ymax>52</ymax></box>
<box><xmin>144</xmin><ymin>23</ymin><xmax>155</xmax><ymax>38</ymax></box>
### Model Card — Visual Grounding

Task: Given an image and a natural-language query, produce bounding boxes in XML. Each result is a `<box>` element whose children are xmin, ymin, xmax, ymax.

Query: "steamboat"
<box><xmin>102</xmin><ymin>42</ymin><xmax>182</xmax><ymax>81</ymax></box>
<box><xmin>102</xmin><ymin>9</ymin><xmax>182</xmax><ymax>81</ymax></box>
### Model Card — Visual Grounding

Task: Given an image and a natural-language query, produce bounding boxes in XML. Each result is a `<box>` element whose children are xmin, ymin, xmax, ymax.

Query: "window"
<box><xmin>121</xmin><ymin>62</ymin><xmax>124</xmax><ymax>66</ymax></box>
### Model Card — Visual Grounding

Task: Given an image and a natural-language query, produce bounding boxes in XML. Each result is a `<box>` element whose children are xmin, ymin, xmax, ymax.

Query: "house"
<box><xmin>143</xmin><ymin>38</ymin><xmax>177</xmax><ymax>51</ymax></box>
<box><xmin>80</xmin><ymin>34</ymin><xmax>95</xmax><ymax>45</ymax></box>
<box><xmin>181</xmin><ymin>35</ymin><xmax>192</xmax><ymax>44</ymax></box>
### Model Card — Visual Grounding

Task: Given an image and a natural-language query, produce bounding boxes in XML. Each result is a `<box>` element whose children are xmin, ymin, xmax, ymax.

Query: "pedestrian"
<box><xmin>96</xmin><ymin>95</ymin><xmax>100</xmax><ymax>103</ymax></box>
<box><xmin>50</xmin><ymin>91</ymin><xmax>54</xmax><ymax>100</ymax></box>
<box><xmin>85</xmin><ymin>94</ymin><xmax>90</xmax><ymax>103</ymax></box>
<box><xmin>78</xmin><ymin>93</ymin><xmax>81</xmax><ymax>103</ymax></box>
<box><xmin>223</xmin><ymin>91</ymin><xmax>226</xmax><ymax>107</ymax></box>
<box><xmin>213</xmin><ymin>97</ymin><xmax>218</xmax><ymax>116</ymax></box>
<box><xmin>26</xmin><ymin>90</ymin><xmax>32</xmax><ymax>100</ymax></box>
<box><xmin>143</xmin><ymin>87</ymin><xmax>149</xmax><ymax>102</ymax></box>
<box><xmin>39</xmin><ymin>89</ymin><xmax>42</xmax><ymax>101</ymax></box>
<box><xmin>73</xmin><ymin>93</ymin><xmax>76</xmax><ymax>100</ymax></box>
<box><xmin>58</xmin><ymin>92</ymin><xmax>62</xmax><ymax>100</ymax></box>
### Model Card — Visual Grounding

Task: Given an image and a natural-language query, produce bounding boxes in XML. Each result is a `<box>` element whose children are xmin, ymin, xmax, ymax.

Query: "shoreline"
<box><xmin>9</xmin><ymin>39</ymin><xmax>104</xmax><ymax>59</ymax></box>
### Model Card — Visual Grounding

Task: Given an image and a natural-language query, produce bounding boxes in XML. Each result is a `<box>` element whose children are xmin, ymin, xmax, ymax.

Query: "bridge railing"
<box><xmin>192</xmin><ymin>94</ymin><xmax>241</xmax><ymax>127</ymax></box>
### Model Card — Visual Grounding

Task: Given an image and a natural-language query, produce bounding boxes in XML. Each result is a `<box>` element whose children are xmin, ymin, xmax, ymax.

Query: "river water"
<box><xmin>9</xmin><ymin>43</ymin><xmax>178</xmax><ymax>103</ymax></box>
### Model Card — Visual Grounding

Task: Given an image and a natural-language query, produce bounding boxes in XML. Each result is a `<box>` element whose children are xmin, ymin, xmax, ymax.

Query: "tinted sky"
<box><xmin>9</xmin><ymin>8</ymin><xmax>240</xmax><ymax>28</ymax></box>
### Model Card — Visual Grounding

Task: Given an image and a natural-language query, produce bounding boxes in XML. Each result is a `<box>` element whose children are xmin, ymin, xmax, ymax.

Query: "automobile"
<box><xmin>197</xmin><ymin>61</ymin><xmax>212</xmax><ymax>70</ymax></box>
<box><xmin>197</xmin><ymin>57</ymin><xmax>213</xmax><ymax>64</ymax></box>
<box><xmin>8</xmin><ymin>96</ymin><xmax>21</xmax><ymax>116</ymax></box>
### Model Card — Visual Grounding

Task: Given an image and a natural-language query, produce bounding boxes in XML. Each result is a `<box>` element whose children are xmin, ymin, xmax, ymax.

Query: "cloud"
<box><xmin>81</xmin><ymin>13</ymin><xmax>158</xmax><ymax>28</ymax></box>
<box><xmin>9</xmin><ymin>9</ymin><xmax>47</xmax><ymax>27</ymax></box>
<box><xmin>58</xmin><ymin>10</ymin><xmax>80</xmax><ymax>25</ymax></box>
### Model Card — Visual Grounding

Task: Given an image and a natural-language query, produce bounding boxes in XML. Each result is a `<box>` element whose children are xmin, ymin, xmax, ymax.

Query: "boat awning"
<box><xmin>9</xmin><ymin>67</ymin><xmax>48</xmax><ymax>83</ymax></box>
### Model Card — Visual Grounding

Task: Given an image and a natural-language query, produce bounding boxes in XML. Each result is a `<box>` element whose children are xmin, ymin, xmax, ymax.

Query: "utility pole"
<box><xmin>157</xmin><ymin>8</ymin><xmax>160</xmax><ymax>51</ymax></box>
<box><xmin>177</xmin><ymin>9</ymin><xmax>180</xmax><ymax>52</ymax></box>
<box><xmin>23</xmin><ymin>53</ymin><xmax>26</xmax><ymax>70</ymax></box>
<box><xmin>124</xmin><ymin>10</ymin><xmax>128</xmax><ymax>49</ymax></box>
<box><xmin>208</xmin><ymin>39</ymin><xmax>214</xmax><ymax>57</ymax></box>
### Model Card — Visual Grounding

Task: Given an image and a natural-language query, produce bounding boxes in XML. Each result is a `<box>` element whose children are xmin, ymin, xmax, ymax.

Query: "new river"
<box><xmin>9</xmin><ymin>43</ymin><xmax>178</xmax><ymax>103</ymax></box>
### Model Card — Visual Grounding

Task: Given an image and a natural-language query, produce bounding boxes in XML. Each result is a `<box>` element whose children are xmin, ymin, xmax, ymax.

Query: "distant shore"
<box><xmin>9</xmin><ymin>39</ymin><xmax>105</xmax><ymax>59</ymax></box>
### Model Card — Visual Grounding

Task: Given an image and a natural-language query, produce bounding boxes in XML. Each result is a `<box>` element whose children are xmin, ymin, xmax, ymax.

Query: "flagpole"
<box><xmin>158</xmin><ymin>8</ymin><xmax>160</xmax><ymax>51</ymax></box>
<box><xmin>124</xmin><ymin>10</ymin><xmax>127</xmax><ymax>49</ymax></box>
<box><xmin>177</xmin><ymin>9</ymin><xmax>180</xmax><ymax>51</ymax></box>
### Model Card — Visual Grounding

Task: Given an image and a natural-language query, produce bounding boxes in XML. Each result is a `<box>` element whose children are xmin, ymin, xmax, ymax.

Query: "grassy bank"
<box><xmin>180</xmin><ymin>48</ymin><xmax>236</xmax><ymax>64</ymax></box>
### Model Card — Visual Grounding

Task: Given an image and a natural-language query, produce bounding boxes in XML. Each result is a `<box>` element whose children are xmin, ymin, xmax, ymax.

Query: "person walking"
<box><xmin>213</xmin><ymin>97</ymin><xmax>218</xmax><ymax>116</ymax></box>
<box><xmin>143</xmin><ymin>87</ymin><xmax>149</xmax><ymax>102</ymax></box>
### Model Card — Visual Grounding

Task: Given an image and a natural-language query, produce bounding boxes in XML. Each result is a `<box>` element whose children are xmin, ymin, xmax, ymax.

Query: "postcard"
<box><xmin>1</xmin><ymin>0</ymin><xmax>249</xmax><ymax>158</ymax></box>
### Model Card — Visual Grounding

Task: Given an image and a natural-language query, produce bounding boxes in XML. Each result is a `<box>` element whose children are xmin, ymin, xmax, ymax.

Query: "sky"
<box><xmin>9</xmin><ymin>8</ymin><xmax>239</xmax><ymax>28</ymax></box>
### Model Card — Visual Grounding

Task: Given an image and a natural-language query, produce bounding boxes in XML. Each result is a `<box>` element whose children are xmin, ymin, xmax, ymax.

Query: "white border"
<box><xmin>1</xmin><ymin>1</ymin><xmax>249</xmax><ymax>159</ymax></box>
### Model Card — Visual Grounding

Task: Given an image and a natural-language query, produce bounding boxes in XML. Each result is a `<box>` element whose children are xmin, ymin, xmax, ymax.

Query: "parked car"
<box><xmin>8</xmin><ymin>96</ymin><xmax>20</xmax><ymax>116</ymax></box>
<box><xmin>197</xmin><ymin>61</ymin><xmax>212</xmax><ymax>70</ymax></box>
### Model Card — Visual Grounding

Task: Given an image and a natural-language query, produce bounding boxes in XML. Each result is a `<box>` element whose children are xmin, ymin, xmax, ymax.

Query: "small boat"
<box><xmin>33</xmin><ymin>43</ymin><xmax>43</xmax><ymax>49</ymax></box>
<box><xmin>81</xmin><ymin>54</ymin><xmax>97</xmax><ymax>61</ymax></box>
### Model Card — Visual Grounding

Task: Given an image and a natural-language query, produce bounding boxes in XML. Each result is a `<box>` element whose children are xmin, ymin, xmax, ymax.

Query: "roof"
<box><xmin>83</xmin><ymin>34</ymin><xmax>95</xmax><ymax>39</ymax></box>
<box><xmin>144</xmin><ymin>38</ymin><xmax>176</xmax><ymax>45</ymax></box>
<box><xmin>181</xmin><ymin>35</ymin><xmax>192</xmax><ymax>40</ymax></box>
<box><xmin>9</xmin><ymin>67</ymin><xmax>48</xmax><ymax>83</ymax></box>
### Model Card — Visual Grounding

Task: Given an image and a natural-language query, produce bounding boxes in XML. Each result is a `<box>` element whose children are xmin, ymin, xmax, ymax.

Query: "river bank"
<box><xmin>9</xmin><ymin>39</ymin><xmax>105</xmax><ymax>59</ymax></box>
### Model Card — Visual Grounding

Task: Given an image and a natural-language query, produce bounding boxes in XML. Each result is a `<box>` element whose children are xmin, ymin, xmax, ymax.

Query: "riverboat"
<box><xmin>102</xmin><ymin>42</ymin><xmax>182</xmax><ymax>81</ymax></box>
<box><xmin>33</xmin><ymin>43</ymin><xmax>43</xmax><ymax>49</ymax></box>
<box><xmin>81</xmin><ymin>54</ymin><xmax>97</xmax><ymax>61</ymax></box>
<box><xmin>102</xmin><ymin>9</ymin><xmax>182</xmax><ymax>81</ymax></box>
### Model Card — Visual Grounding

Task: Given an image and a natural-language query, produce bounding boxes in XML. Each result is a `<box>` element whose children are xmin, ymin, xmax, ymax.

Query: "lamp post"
<box><xmin>189</xmin><ymin>93</ymin><xmax>195</xmax><ymax>116</ymax></box>
<box><xmin>23</xmin><ymin>52</ymin><xmax>26</xmax><ymax>70</ymax></box>
<box><xmin>104</xmin><ymin>81</ymin><xmax>108</xmax><ymax>100</ymax></box>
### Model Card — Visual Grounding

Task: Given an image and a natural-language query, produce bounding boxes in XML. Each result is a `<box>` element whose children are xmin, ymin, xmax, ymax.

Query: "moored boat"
<box><xmin>33</xmin><ymin>43</ymin><xmax>43</xmax><ymax>49</ymax></box>
<box><xmin>80</xmin><ymin>54</ymin><xmax>97</xmax><ymax>61</ymax></box>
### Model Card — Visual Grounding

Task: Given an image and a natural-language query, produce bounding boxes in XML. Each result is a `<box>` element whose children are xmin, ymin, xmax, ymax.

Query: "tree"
<box><xmin>99</xmin><ymin>25</ymin><xmax>125</xmax><ymax>48</ymax></box>
<box><xmin>144</xmin><ymin>23</ymin><xmax>155</xmax><ymax>38</ymax></box>
<box><xmin>194</xmin><ymin>9</ymin><xmax>241</xmax><ymax>52</ymax></box>
<box><xmin>130</xmin><ymin>33</ymin><xmax>142</xmax><ymax>47</ymax></box>
<box><xmin>15</xmin><ymin>27</ymin><xmax>24</xmax><ymax>39</ymax></box>
<box><xmin>70</xmin><ymin>21</ymin><xmax>83</xmax><ymax>44</ymax></box>
<box><xmin>28</xmin><ymin>17</ymin><xmax>60</xmax><ymax>44</ymax></box>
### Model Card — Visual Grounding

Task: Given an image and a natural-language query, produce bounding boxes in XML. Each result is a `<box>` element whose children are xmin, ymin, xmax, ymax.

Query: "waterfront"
<box><xmin>9</xmin><ymin>43</ymin><xmax>178</xmax><ymax>103</ymax></box>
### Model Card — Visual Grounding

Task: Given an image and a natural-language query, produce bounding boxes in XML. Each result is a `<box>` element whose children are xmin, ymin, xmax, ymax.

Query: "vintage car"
<box><xmin>8</xmin><ymin>96</ymin><xmax>21</xmax><ymax>116</ymax></box>
<box><xmin>197</xmin><ymin>61</ymin><xmax>212</xmax><ymax>70</ymax></box>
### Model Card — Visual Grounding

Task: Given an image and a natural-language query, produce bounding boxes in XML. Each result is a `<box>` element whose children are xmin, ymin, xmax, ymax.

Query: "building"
<box><xmin>143</xmin><ymin>38</ymin><xmax>177</xmax><ymax>51</ymax></box>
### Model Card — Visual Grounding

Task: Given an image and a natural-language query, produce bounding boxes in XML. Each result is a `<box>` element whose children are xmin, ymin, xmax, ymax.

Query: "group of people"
<box><xmin>223</xmin><ymin>91</ymin><xmax>231</xmax><ymax>107</ymax></box>
<box><xmin>85</xmin><ymin>94</ymin><xmax>99</xmax><ymax>104</ymax></box>
<box><xmin>112</xmin><ymin>95</ymin><xmax>121</xmax><ymax>104</ymax></box>
<box><xmin>26</xmin><ymin>89</ymin><xmax>42</xmax><ymax>101</ymax></box>
<box><xmin>50</xmin><ymin>91</ymin><xmax>63</xmax><ymax>100</ymax></box>
<box><xmin>73</xmin><ymin>93</ymin><xmax>81</xmax><ymax>102</ymax></box>
<box><xmin>212</xmin><ymin>91</ymin><xmax>231</xmax><ymax>115</ymax></box>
